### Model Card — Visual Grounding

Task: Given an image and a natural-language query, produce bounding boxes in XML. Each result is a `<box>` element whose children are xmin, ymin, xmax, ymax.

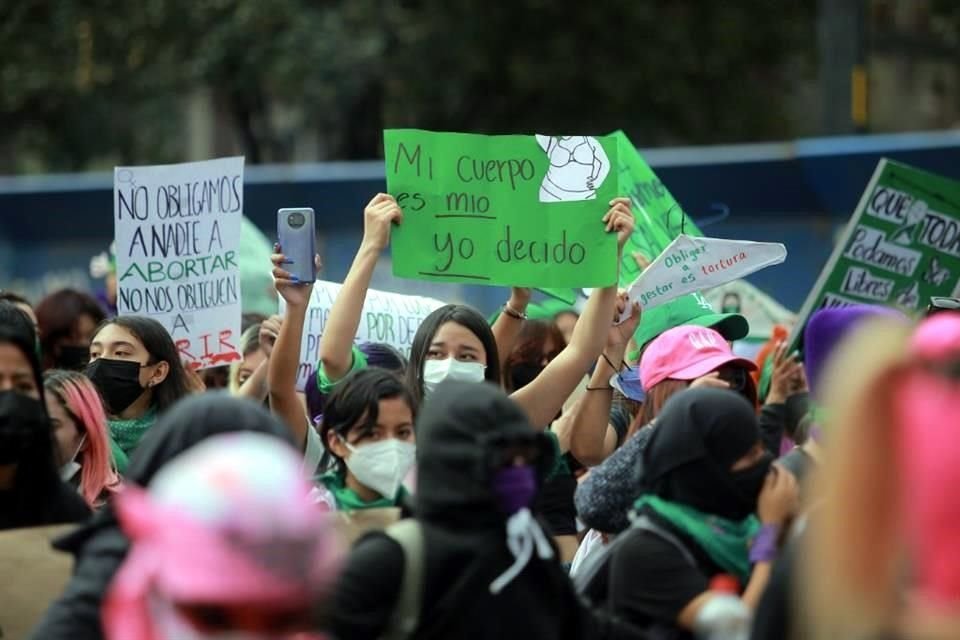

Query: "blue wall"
<box><xmin>2</xmin><ymin>131</ymin><xmax>959</xmax><ymax>313</ymax></box>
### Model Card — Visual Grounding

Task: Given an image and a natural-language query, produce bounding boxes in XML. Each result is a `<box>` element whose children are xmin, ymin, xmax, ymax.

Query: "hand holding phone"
<box><xmin>271</xmin><ymin>245</ymin><xmax>320</xmax><ymax>309</ymax></box>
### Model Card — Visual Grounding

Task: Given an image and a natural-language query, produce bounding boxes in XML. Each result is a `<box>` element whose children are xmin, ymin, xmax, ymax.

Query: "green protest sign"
<box><xmin>538</xmin><ymin>131</ymin><xmax>704</xmax><ymax>302</ymax></box>
<box><xmin>385</xmin><ymin>129</ymin><xmax>619</xmax><ymax>288</ymax></box>
<box><xmin>615</xmin><ymin>130</ymin><xmax>704</xmax><ymax>283</ymax></box>
<box><xmin>791</xmin><ymin>159</ymin><xmax>960</xmax><ymax>350</ymax></box>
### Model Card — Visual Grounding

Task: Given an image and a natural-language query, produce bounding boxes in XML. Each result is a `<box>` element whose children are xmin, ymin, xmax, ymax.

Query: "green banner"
<box><xmin>615</xmin><ymin>130</ymin><xmax>704</xmax><ymax>283</ymax></box>
<box><xmin>538</xmin><ymin>131</ymin><xmax>704</xmax><ymax>302</ymax></box>
<box><xmin>791</xmin><ymin>159</ymin><xmax>960</xmax><ymax>350</ymax></box>
<box><xmin>385</xmin><ymin>129</ymin><xmax>619</xmax><ymax>288</ymax></box>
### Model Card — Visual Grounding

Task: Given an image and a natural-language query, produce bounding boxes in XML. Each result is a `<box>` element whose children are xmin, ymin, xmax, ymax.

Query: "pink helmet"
<box><xmin>103</xmin><ymin>432</ymin><xmax>342</xmax><ymax>640</ymax></box>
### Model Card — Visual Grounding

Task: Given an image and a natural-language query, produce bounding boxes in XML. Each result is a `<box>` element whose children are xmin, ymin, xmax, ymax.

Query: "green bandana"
<box><xmin>635</xmin><ymin>495</ymin><xmax>760</xmax><ymax>584</ymax></box>
<box><xmin>318</xmin><ymin>469</ymin><xmax>408</xmax><ymax>512</ymax></box>
<box><xmin>108</xmin><ymin>406</ymin><xmax>158</xmax><ymax>456</ymax></box>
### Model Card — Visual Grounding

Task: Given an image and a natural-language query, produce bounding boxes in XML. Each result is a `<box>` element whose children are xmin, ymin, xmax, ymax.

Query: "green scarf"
<box><xmin>318</xmin><ymin>470</ymin><xmax>408</xmax><ymax>512</ymax></box>
<box><xmin>109</xmin><ymin>406</ymin><xmax>158</xmax><ymax>456</ymax></box>
<box><xmin>635</xmin><ymin>495</ymin><xmax>760</xmax><ymax>584</ymax></box>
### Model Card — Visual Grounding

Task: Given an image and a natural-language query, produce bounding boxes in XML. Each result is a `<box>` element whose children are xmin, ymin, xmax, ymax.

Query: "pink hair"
<box><xmin>45</xmin><ymin>371</ymin><xmax>122</xmax><ymax>507</ymax></box>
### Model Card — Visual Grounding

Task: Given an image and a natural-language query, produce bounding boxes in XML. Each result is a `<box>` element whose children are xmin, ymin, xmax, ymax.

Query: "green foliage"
<box><xmin>0</xmin><ymin>0</ymin><xmax>818</xmax><ymax>172</ymax></box>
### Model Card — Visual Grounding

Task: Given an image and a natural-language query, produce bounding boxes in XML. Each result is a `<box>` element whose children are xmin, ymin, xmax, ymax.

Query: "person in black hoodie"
<box><xmin>29</xmin><ymin>393</ymin><xmax>294</xmax><ymax>640</ymax></box>
<box><xmin>0</xmin><ymin>304</ymin><xmax>90</xmax><ymax>531</ymax></box>
<box><xmin>330</xmin><ymin>379</ymin><xmax>643</xmax><ymax>640</ymax></box>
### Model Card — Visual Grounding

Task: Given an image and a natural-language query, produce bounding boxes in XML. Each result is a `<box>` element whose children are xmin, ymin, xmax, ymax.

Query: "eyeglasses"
<box><xmin>927</xmin><ymin>297</ymin><xmax>960</xmax><ymax>317</ymax></box>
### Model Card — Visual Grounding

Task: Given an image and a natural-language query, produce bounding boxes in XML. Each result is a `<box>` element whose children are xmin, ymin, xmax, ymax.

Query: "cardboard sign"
<box><xmin>705</xmin><ymin>279</ymin><xmax>798</xmax><ymax>340</ymax></box>
<box><xmin>791</xmin><ymin>159</ymin><xmax>960</xmax><ymax>349</ymax></box>
<box><xmin>385</xmin><ymin>129</ymin><xmax>619</xmax><ymax>288</ymax></box>
<box><xmin>286</xmin><ymin>280</ymin><xmax>445</xmax><ymax>390</ymax></box>
<box><xmin>114</xmin><ymin>157</ymin><xmax>244</xmax><ymax>369</ymax></box>
<box><xmin>621</xmin><ymin>235</ymin><xmax>787</xmax><ymax>320</ymax></box>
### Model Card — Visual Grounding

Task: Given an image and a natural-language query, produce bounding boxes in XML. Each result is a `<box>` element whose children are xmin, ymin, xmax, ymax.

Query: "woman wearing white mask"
<box><xmin>312</xmin><ymin>368</ymin><xmax>417</xmax><ymax>512</ymax></box>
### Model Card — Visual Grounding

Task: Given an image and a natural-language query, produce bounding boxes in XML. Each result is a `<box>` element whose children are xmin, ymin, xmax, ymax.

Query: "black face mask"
<box><xmin>728</xmin><ymin>452</ymin><xmax>774</xmax><ymax>520</ymax></box>
<box><xmin>55</xmin><ymin>344</ymin><xmax>91</xmax><ymax>371</ymax></box>
<box><xmin>85</xmin><ymin>358</ymin><xmax>146</xmax><ymax>415</ymax></box>
<box><xmin>510</xmin><ymin>362</ymin><xmax>544</xmax><ymax>391</ymax></box>
<box><xmin>0</xmin><ymin>390</ymin><xmax>47</xmax><ymax>465</ymax></box>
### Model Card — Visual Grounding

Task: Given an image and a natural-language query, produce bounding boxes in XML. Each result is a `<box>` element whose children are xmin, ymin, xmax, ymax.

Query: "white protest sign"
<box><xmin>618</xmin><ymin>235</ymin><xmax>787</xmax><ymax>322</ymax></box>
<box><xmin>286</xmin><ymin>281</ymin><xmax>446</xmax><ymax>390</ymax></box>
<box><xmin>114</xmin><ymin>157</ymin><xmax>244</xmax><ymax>370</ymax></box>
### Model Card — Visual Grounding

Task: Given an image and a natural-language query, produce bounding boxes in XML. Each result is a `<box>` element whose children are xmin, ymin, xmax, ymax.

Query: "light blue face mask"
<box><xmin>610</xmin><ymin>366</ymin><xmax>645</xmax><ymax>402</ymax></box>
<box><xmin>59</xmin><ymin>434</ymin><xmax>86</xmax><ymax>482</ymax></box>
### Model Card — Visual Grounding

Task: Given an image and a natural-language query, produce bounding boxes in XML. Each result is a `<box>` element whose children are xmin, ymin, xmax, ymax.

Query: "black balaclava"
<box><xmin>641</xmin><ymin>387</ymin><xmax>772</xmax><ymax>521</ymax></box>
<box><xmin>415</xmin><ymin>380</ymin><xmax>555</xmax><ymax>531</ymax></box>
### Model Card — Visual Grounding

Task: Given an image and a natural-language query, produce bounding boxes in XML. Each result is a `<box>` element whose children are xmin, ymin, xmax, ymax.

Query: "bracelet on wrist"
<box><xmin>503</xmin><ymin>302</ymin><xmax>527</xmax><ymax>320</ymax></box>
<box><xmin>749</xmin><ymin>523</ymin><xmax>781</xmax><ymax>564</ymax></box>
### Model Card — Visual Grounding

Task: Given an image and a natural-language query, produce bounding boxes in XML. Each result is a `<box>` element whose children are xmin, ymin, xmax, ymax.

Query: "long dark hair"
<box><xmin>35</xmin><ymin>289</ymin><xmax>105</xmax><ymax>370</ymax></box>
<box><xmin>304</xmin><ymin>341</ymin><xmax>409</xmax><ymax>425</ymax></box>
<box><xmin>94</xmin><ymin>316</ymin><xmax>192</xmax><ymax>414</ymax></box>
<box><xmin>319</xmin><ymin>368</ymin><xmax>417</xmax><ymax>473</ymax></box>
<box><xmin>405</xmin><ymin>304</ymin><xmax>500</xmax><ymax>401</ymax></box>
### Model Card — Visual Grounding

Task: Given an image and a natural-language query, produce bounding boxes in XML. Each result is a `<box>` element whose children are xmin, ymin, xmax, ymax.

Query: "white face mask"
<box><xmin>422</xmin><ymin>357</ymin><xmax>486</xmax><ymax>395</ymax></box>
<box><xmin>60</xmin><ymin>434</ymin><xmax>86</xmax><ymax>482</ymax></box>
<box><xmin>342</xmin><ymin>438</ymin><xmax>417</xmax><ymax>500</ymax></box>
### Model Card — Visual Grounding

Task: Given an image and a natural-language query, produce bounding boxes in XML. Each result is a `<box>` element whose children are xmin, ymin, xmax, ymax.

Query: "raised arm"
<box><xmin>511</xmin><ymin>198</ymin><xmax>634</xmax><ymax>428</ymax></box>
<box><xmin>235</xmin><ymin>315</ymin><xmax>280</xmax><ymax>402</ymax></box>
<box><xmin>319</xmin><ymin>194</ymin><xmax>402</xmax><ymax>382</ymax></box>
<box><xmin>569</xmin><ymin>297</ymin><xmax>641</xmax><ymax>466</ymax></box>
<box><xmin>268</xmin><ymin>248</ymin><xmax>318</xmax><ymax>450</ymax></box>
<box><xmin>491</xmin><ymin>287</ymin><xmax>531</xmax><ymax>376</ymax></box>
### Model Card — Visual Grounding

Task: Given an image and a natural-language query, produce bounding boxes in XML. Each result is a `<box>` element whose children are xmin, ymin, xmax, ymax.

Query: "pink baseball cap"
<box><xmin>640</xmin><ymin>325</ymin><xmax>757</xmax><ymax>391</ymax></box>
<box><xmin>910</xmin><ymin>312</ymin><xmax>960</xmax><ymax>360</ymax></box>
<box><xmin>897</xmin><ymin>313</ymin><xmax>960</xmax><ymax>607</ymax></box>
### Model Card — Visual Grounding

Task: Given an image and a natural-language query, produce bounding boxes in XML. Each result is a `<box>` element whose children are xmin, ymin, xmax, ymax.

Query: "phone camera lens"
<box><xmin>287</xmin><ymin>212</ymin><xmax>305</xmax><ymax>229</ymax></box>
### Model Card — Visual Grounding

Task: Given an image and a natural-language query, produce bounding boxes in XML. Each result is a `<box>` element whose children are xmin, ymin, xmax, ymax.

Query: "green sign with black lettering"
<box><xmin>791</xmin><ymin>158</ymin><xmax>960</xmax><ymax>350</ymax></box>
<box><xmin>536</xmin><ymin>131</ymin><xmax>705</xmax><ymax>305</ymax></box>
<box><xmin>385</xmin><ymin>129</ymin><xmax>620</xmax><ymax>288</ymax></box>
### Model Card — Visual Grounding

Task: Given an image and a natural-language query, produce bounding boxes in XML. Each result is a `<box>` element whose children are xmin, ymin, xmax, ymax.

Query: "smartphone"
<box><xmin>277</xmin><ymin>208</ymin><xmax>317</xmax><ymax>283</ymax></box>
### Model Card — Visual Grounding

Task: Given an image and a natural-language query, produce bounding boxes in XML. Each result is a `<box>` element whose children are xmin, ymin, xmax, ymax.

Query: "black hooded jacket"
<box><xmin>330</xmin><ymin>380</ymin><xmax>643</xmax><ymax>640</ymax></box>
<box><xmin>29</xmin><ymin>393</ymin><xmax>294</xmax><ymax>640</ymax></box>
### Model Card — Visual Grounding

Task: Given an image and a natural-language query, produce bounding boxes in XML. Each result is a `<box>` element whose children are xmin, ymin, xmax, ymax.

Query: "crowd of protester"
<box><xmin>0</xmin><ymin>193</ymin><xmax>958</xmax><ymax>639</ymax></box>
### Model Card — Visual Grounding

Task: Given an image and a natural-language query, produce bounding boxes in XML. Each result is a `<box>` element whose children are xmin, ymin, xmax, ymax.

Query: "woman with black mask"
<box><xmin>84</xmin><ymin>316</ymin><xmax>193</xmax><ymax>472</ymax></box>
<box><xmin>603</xmin><ymin>388</ymin><xmax>798</xmax><ymax>638</ymax></box>
<box><xmin>0</xmin><ymin>308</ymin><xmax>90</xmax><ymax>530</ymax></box>
<box><xmin>330</xmin><ymin>380</ymin><xmax>642</xmax><ymax>640</ymax></box>
<box><xmin>30</xmin><ymin>393</ymin><xmax>295</xmax><ymax>640</ymax></box>
<box><xmin>35</xmin><ymin>289</ymin><xmax>105</xmax><ymax>371</ymax></box>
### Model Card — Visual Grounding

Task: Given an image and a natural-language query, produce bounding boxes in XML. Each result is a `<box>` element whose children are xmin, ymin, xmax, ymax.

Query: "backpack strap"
<box><xmin>573</xmin><ymin>514</ymin><xmax>697</xmax><ymax>596</ymax></box>
<box><xmin>630</xmin><ymin>514</ymin><xmax>697</xmax><ymax>567</ymax></box>
<box><xmin>381</xmin><ymin>519</ymin><xmax>425</xmax><ymax>640</ymax></box>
